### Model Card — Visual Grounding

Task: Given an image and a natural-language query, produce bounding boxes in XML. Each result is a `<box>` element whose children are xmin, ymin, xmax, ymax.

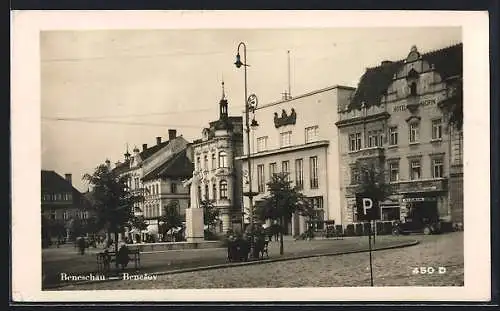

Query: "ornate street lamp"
<box><xmin>235</xmin><ymin>42</ymin><xmax>260</xmax><ymax>258</ymax></box>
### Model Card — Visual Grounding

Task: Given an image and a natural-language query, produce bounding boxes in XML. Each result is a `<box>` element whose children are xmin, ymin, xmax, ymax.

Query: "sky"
<box><xmin>40</xmin><ymin>27</ymin><xmax>462</xmax><ymax>192</ymax></box>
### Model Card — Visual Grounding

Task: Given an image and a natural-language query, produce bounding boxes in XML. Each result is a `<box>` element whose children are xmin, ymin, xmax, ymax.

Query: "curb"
<box><xmin>46</xmin><ymin>239</ymin><xmax>419</xmax><ymax>290</ymax></box>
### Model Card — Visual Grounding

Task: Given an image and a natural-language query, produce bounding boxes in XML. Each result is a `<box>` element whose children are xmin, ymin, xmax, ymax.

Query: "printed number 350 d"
<box><xmin>412</xmin><ymin>267</ymin><xmax>447</xmax><ymax>274</ymax></box>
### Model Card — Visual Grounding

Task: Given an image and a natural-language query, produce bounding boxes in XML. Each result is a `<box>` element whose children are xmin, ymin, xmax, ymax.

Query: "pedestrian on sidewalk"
<box><xmin>77</xmin><ymin>236</ymin><xmax>86</xmax><ymax>255</ymax></box>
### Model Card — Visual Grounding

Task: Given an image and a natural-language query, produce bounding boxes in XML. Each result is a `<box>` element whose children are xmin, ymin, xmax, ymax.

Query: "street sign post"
<box><xmin>355</xmin><ymin>193</ymin><xmax>379</xmax><ymax>287</ymax></box>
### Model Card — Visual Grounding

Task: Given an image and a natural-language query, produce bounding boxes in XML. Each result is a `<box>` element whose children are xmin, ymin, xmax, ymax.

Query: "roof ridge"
<box><xmin>365</xmin><ymin>42</ymin><xmax>463</xmax><ymax>70</ymax></box>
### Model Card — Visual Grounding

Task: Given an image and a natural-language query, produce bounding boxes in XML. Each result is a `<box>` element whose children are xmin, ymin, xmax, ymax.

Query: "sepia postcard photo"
<box><xmin>10</xmin><ymin>10</ymin><xmax>490</xmax><ymax>302</ymax></box>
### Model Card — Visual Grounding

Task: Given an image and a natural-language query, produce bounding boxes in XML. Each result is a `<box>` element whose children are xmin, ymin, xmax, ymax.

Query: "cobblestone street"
<box><xmin>54</xmin><ymin>232</ymin><xmax>463</xmax><ymax>290</ymax></box>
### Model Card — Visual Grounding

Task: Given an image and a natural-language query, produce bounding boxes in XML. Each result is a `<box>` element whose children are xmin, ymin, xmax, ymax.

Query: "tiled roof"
<box><xmin>139</xmin><ymin>141</ymin><xmax>171</xmax><ymax>160</ymax></box>
<box><xmin>41</xmin><ymin>170</ymin><xmax>81</xmax><ymax>195</ymax></box>
<box><xmin>142</xmin><ymin>149</ymin><xmax>194</xmax><ymax>181</ymax></box>
<box><xmin>112</xmin><ymin>159</ymin><xmax>131</xmax><ymax>175</ymax></box>
<box><xmin>349</xmin><ymin>43</ymin><xmax>462</xmax><ymax>110</ymax></box>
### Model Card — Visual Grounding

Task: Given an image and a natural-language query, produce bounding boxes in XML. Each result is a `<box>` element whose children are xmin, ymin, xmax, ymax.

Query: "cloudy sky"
<box><xmin>41</xmin><ymin>27</ymin><xmax>461</xmax><ymax>192</ymax></box>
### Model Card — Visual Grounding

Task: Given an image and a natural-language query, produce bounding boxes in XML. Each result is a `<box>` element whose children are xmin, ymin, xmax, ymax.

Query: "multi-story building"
<box><xmin>335</xmin><ymin>43</ymin><xmax>463</xmax><ymax>227</ymax></box>
<box><xmin>191</xmin><ymin>82</ymin><xmax>244</xmax><ymax>234</ymax></box>
<box><xmin>113</xmin><ymin>129</ymin><xmax>193</xmax><ymax>240</ymax></box>
<box><xmin>41</xmin><ymin>170</ymin><xmax>92</xmax><ymax>241</ymax></box>
<box><xmin>237</xmin><ymin>86</ymin><xmax>355</xmax><ymax>236</ymax></box>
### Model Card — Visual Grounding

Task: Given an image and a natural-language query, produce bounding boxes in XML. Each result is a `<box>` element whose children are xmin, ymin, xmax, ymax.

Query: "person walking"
<box><xmin>77</xmin><ymin>236</ymin><xmax>86</xmax><ymax>255</ymax></box>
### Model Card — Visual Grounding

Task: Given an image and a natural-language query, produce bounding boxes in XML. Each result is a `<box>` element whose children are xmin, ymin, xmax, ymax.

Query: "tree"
<box><xmin>159</xmin><ymin>200</ymin><xmax>183</xmax><ymax>242</ymax></box>
<box><xmin>355</xmin><ymin>161</ymin><xmax>391</xmax><ymax>225</ymax></box>
<box><xmin>255</xmin><ymin>172</ymin><xmax>312</xmax><ymax>255</ymax></box>
<box><xmin>201</xmin><ymin>199</ymin><xmax>219</xmax><ymax>232</ymax></box>
<box><xmin>447</xmin><ymin>78</ymin><xmax>463</xmax><ymax>132</ymax></box>
<box><xmin>82</xmin><ymin>163</ymin><xmax>143</xmax><ymax>255</ymax></box>
<box><xmin>130</xmin><ymin>215</ymin><xmax>148</xmax><ymax>232</ymax></box>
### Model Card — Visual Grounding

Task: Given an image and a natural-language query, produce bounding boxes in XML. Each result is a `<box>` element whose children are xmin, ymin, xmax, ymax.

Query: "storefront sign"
<box><xmin>393</xmin><ymin>98</ymin><xmax>437</xmax><ymax>112</ymax></box>
<box><xmin>402</xmin><ymin>197</ymin><xmax>438</xmax><ymax>203</ymax></box>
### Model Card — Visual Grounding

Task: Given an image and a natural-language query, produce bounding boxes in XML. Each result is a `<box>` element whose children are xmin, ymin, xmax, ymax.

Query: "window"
<box><xmin>211</xmin><ymin>153</ymin><xmax>216</xmax><ymax>170</ymax></box>
<box><xmin>410</xmin><ymin>82</ymin><xmax>417</xmax><ymax>96</ymax></box>
<box><xmin>204</xmin><ymin>184</ymin><xmax>209</xmax><ymax>200</ymax></box>
<box><xmin>134</xmin><ymin>177</ymin><xmax>139</xmax><ymax>189</ymax></box>
<box><xmin>196</xmin><ymin>157</ymin><xmax>201</xmax><ymax>170</ymax></box>
<box><xmin>63</xmin><ymin>210</ymin><xmax>70</xmax><ymax>220</ymax></box>
<box><xmin>256</xmin><ymin>136</ymin><xmax>268</xmax><ymax>152</ymax></box>
<box><xmin>350</xmin><ymin>166</ymin><xmax>359</xmax><ymax>184</ymax></box>
<box><xmin>389</xmin><ymin>162</ymin><xmax>400</xmax><ymax>182</ymax></box>
<box><xmin>310</xmin><ymin>156</ymin><xmax>319</xmax><ymax>188</ymax></box>
<box><xmin>156</xmin><ymin>184</ymin><xmax>159</xmax><ymax>194</ymax></box>
<box><xmin>432</xmin><ymin>158</ymin><xmax>444</xmax><ymax>178</ymax></box>
<box><xmin>212</xmin><ymin>183</ymin><xmax>217</xmax><ymax>201</ymax></box>
<box><xmin>409</xmin><ymin>123</ymin><xmax>420</xmax><ymax>143</ymax></box>
<box><xmin>280</xmin><ymin>131</ymin><xmax>292</xmax><ymax>147</ymax></box>
<box><xmin>219</xmin><ymin>180</ymin><xmax>228</xmax><ymax>199</ymax></box>
<box><xmin>282</xmin><ymin>161</ymin><xmax>290</xmax><ymax>181</ymax></box>
<box><xmin>257</xmin><ymin>164</ymin><xmax>265</xmax><ymax>192</ymax></box>
<box><xmin>410</xmin><ymin>159</ymin><xmax>421</xmax><ymax>180</ymax></box>
<box><xmin>269</xmin><ymin>163</ymin><xmax>277</xmax><ymax>180</ymax></box>
<box><xmin>171</xmin><ymin>183</ymin><xmax>177</xmax><ymax>193</ymax></box>
<box><xmin>218</xmin><ymin>151</ymin><xmax>228</xmax><ymax>168</ymax></box>
<box><xmin>432</xmin><ymin>119</ymin><xmax>443</xmax><ymax>140</ymax></box>
<box><xmin>389</xmin><ymin>127</ymin><xmax>398</xmax><ymax>146</ymax></box>
<box><xmin>204</xmin><ymin>155</ymin><xmax>208</xmax><ymax>170</ymax></box>
<box><xmin>82</xmin><ymin>211</ymin><xmax>89</xmax><ymax>220</ymax></box>
<box><xmin>367</xmin><ymin>130</ymin><xmax>383</xmax><ymax>147</ymax></box>
<box><xmin>349</xmin><ymin>132</ymin><xmax>362</xmax><ymax>151</ymax></box>
<box><xmin>305</xmin><ymin>126</ymin><xmax>319</xmax><ymax>143</ymax></box>
<box><xmin>295</xmin><ymin>159</ymin><xmax>304</xmax><ymax>189</ymax></box>
<box><xmin>50</xmin><ymin>210</ymin><xmax>56</xmax><ymax>220</ymax></box>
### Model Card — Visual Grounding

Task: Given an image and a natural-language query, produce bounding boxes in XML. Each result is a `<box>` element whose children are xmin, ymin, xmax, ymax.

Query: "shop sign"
<box><xmin>402</xmin><ymin>197</ymin><xmax>438</xmax><ymax>203</ymax></box>
<box><xmin>393</xmin><ymin>98</ymin><xmax>437</xmax><ymax>112</ymax></box>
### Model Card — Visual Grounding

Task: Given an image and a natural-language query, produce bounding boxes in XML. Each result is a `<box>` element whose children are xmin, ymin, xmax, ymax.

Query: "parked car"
<box><xmin>392</xmin><ymin>217</ymin><xmax>442</xmax><ymax>235</ymax></box>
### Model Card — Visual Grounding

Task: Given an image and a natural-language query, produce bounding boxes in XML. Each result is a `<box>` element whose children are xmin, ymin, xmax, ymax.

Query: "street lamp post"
<box><xmin>235</xmin><ymin>42</ymin><xmax>259</xmax><ymax>258</ymax></box>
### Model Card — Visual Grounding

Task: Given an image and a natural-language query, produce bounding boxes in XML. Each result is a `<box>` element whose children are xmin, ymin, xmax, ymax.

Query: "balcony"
<box><xmin>397</xmin><ymin>178</ymin><xmax>448</xmax><ymax>193</ymax></box>
<box><xmin>348</xmin><ymin>146</ymin><xmax>385</xmax><ymax>160</ymax></box>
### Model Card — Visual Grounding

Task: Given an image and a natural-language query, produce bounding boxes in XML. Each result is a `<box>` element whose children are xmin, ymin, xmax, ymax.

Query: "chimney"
<box><xmin>65</xmin><ymin>173</ymin><xmax>72</xmax><ymax>185</ymax></box>
<box><xmin>156</xmin><ymin>136</ymin><xmax>162</xmax><ymax>145</ymax></box>
<box><xmin>168</xmin><ymin>129</ymin><xmax>177</xmax><ymax>141</ymax></box>
<box><xmin>142</xmin><ymin>144</ymin><xmax>148</xmax><ymax>151</ymax></box>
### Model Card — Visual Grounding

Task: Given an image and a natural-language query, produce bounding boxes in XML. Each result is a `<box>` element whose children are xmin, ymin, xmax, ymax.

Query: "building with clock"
<box><xmin>237</xmin><ymin>85</ymin><xmax>355</xmax><ymax>236</ymax></box>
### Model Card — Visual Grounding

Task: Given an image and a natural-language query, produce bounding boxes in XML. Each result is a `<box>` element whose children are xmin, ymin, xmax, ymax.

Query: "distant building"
<box><xmin>335</xmin><ymin>43</ymin><xmax>463</xmax><ymax>226</ymax></box>
<box><xmin>192</xmin><ymin>81</ymin><xmax>244</xmax><ymax>233</ymax></box>
<box><xmin>113</xmin><ymin>130</ymin><xmax>193</xmax><ymax>241</ymax></box>
<box><xmin>41</xmin><ymin>170</ymin><xmax>91</xmax><ymax>240</ymax></box>
<box><xmin>237</xmin><ymin>85</ymin><xmax>355</xmax><ymax>236</ymax></box>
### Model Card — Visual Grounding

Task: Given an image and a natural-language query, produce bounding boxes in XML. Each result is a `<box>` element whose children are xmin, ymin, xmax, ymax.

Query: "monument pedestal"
<box><xmin>185</xmin><ymin>208</ymin><xmax>204</xmax><ymax>243</ymax></box>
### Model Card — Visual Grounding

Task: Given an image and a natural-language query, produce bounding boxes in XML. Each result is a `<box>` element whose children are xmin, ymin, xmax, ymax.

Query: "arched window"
<box><xmin>204</xmin><ymin>184</ymin><xmax>209</xmax><ymax>200</ymax></box>
<box><xmin>410</xmin><ymin>82</ymin><xmax>417</xmax><ymax>96</ymax></box>
<box><xmin>212</xmin><ymin>183</ymin><xmax>217</xmax><ymax>201</ymax></box>
<box><xmin>218</xmin><ymin>151</ymin><xmax>228</xmax><ymax>168</ymax></box>
<box><xmin>219</xmin><ymin>180</ymin><xmax>228</xmax><ymax>199</ymax></box>
<box><xmin>204</xmin><ymin>155</ymin><xmax>209</xmax><ymax>170</ymax></box>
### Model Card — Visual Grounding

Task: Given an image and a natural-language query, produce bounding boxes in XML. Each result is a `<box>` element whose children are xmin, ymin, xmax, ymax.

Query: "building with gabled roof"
<box><xmin>41</xmin><ymin>170</ymin><xmax>93</xmax><ymax>242</ymax></box>
<box><xmin>113</xmin><ymin>130</ymin><xmax>193</xmax><ymax>242</ymax></box>
<box><xmin>336</xmin><ymin>43</ymin><xmax>463</xmax><ymax>228</ymax></box>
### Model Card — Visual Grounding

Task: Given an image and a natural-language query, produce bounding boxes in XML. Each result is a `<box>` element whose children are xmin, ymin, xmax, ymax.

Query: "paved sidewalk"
<box><xmin>43</xmin><ymin>235</ymin><xmax>417</xmax><ymax>289</ymax></box>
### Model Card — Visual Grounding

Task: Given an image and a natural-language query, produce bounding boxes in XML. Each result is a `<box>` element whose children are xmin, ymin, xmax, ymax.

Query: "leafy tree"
<box><xmin>447</xmin><ymin>78</ymin><xmax>463</xmax><ymax>132</ymax></box>
<box><xmin>130</xmin><ymin>215</ymin><xmax>148</xmax><ymax>232</ymax></box>
<box><xmin>82</xmin><ymin>163</ymin><xmax>143</xmax><ymax>254</ymax></box>
<box><xmin>200</xmin><ymin>199</ymin><xmax>219</xmax><ymax>232</ymax></box>
<box><xmin>159</xmin><ymin>200</ymin><xmax>183</xmax><ymax>241</ymax></box>
<box><xmin>255</xmin><ymin>172</ymin><xmax>312</xmax><ymax>255</ymax></box>
<box><xmin>354</xmin><ymin>161</ymin><xmax>391</xmax><ymax>231</ymax></box>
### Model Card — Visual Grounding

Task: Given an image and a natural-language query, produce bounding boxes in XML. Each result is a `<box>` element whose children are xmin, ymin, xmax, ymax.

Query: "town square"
<box><xmin>37</xmin><ymin>24</ymin><xmax>467</xmax><ymax>292</ymax></box>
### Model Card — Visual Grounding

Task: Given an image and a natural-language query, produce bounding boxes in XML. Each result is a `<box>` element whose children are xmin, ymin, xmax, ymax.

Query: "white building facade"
<box><xmin>238</xmin><ymin>86</ymin><xmax>354</xmax><ymax>236</ymax></box>
<box><xmin>191</xmin><ymin>84</ymin><xmax>244</xmax><ymax>234</ymax></box>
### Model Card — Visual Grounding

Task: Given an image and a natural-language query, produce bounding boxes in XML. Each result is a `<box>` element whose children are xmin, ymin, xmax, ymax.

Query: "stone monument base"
<box><xmin>185</xmin><ymin>208</ymin><xmax>204</xmax><ymax>243</ymax></box>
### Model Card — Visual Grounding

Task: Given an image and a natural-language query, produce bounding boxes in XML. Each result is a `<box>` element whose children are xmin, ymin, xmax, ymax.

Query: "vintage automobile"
<box><xmin>392</xmin><ymin>217</ymin><xmax>442</xmax><ymax>235</ymax></box>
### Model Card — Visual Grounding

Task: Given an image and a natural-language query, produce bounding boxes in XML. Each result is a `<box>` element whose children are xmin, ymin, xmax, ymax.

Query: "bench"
<box><xmin>96</xmin><ymin>248</ymin><xmax>141</xmax><ymax>274</ymax></box>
